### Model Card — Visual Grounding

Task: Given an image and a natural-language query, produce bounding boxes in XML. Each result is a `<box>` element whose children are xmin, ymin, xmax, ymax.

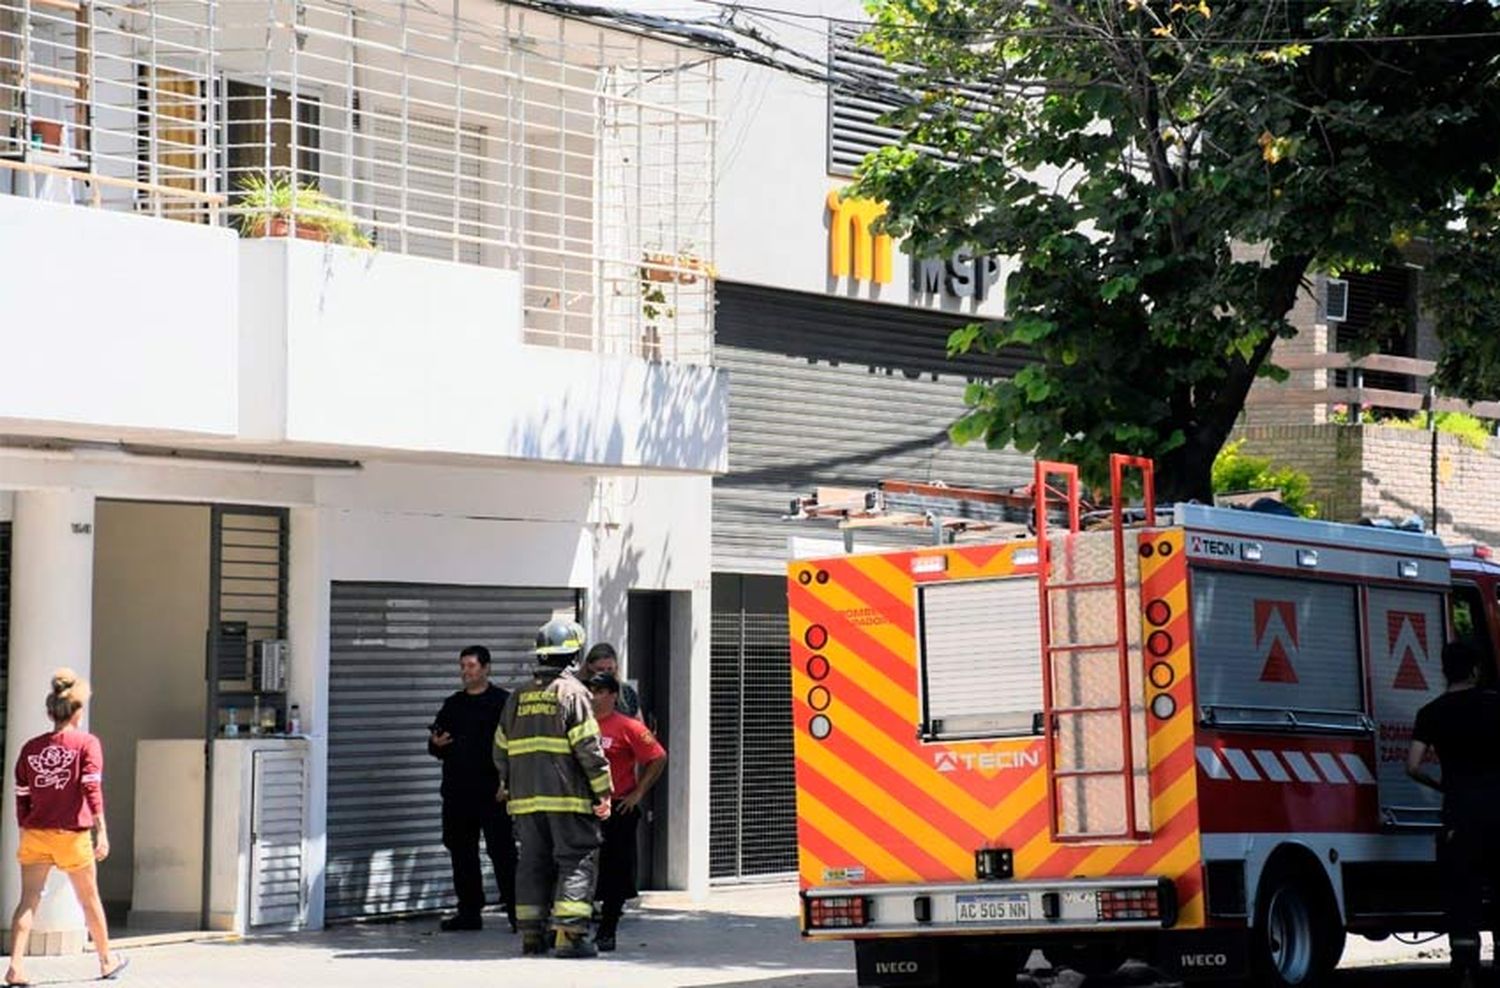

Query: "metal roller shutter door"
<box><xmin>0</xmin><ymin>523</ymin><xmax>8</xmax><ymax>767</ymax></box>
<box><xmin>325</xmin><ymin>582</ymin><xmax>577</xmax><ymax>921</ymax></box>
<box><xmin>712</xmin><ymin>282</ymin><xmax>1034</xmax><ymax>575</ymax></box>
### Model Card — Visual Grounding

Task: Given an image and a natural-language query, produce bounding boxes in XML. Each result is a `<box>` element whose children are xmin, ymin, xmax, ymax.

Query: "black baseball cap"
<box><xmin>585</xmin><ymin>672</ymin><xmax>620</xmax><ymax>693</ymax></box>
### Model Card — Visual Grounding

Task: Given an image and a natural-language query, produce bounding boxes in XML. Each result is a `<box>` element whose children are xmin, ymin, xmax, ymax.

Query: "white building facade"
<box><xmin>0</xmin><ymin>0</ymin><xmax>722</xmax><ymax>944</ymax></box>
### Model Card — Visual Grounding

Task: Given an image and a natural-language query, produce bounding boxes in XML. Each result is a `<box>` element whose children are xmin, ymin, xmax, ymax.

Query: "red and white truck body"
<box><xmin>788</xmin><ymin>459</ymin><xmax>1500</xmax><ymax>986</ymax></box>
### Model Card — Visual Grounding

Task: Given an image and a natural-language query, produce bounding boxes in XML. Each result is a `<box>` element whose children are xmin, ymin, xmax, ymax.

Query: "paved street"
<box><xmin>5</xmin><ymin>883</ymin><xmax>1477</xmax><ymax>988</ymax></box>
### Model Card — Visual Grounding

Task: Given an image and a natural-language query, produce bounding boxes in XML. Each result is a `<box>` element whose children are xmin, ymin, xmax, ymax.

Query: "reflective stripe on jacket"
<box><xmin>494</xmin><ymin>668</ymin><xmax>611</xmax><ymax>815</ymax></box>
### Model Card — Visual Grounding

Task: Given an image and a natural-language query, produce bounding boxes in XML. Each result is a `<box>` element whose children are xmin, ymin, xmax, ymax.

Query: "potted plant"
<box><xmin>237</xmin><ymin>174</ymin><xmax>372</xmax><ymax>248</ymax></box>
<box><xmin>640</xmin><ymin>246</ymin><xmax>713</xmax><ymax>284</ymax></box>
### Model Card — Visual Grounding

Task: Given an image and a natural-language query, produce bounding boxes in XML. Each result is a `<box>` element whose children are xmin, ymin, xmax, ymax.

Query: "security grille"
<box><xmin>325</xmin><ymin>582</ymin><xmax>577</xmax><ymax>920</ymax></box>
<box><xmin>709</xmin><ymin>604</ymin><xmax>796</xmax><ymax>881</ymax></box>
<box><xmin>0</xmin><ymin>522</ymin><xmax>9</xmax><ymax>768</ymax></box>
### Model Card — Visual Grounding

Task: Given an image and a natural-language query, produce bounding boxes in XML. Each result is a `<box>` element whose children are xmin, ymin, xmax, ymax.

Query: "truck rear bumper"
<box><xmin>851</xmin><ymin>928</ymin><xmax>1248</xmax><ymax>986</ymax></box>
<box><xmin>802</xmin><ymin>876</ymin><xmax>1176</xmax><ymax>937</ymax></box>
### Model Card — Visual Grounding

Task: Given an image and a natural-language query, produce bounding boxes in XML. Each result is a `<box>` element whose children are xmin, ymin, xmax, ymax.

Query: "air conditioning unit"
<box><xmin>1324</xmin><ymin>277</ymin><xmax>1349</xmax><ymax>322</ymax></box>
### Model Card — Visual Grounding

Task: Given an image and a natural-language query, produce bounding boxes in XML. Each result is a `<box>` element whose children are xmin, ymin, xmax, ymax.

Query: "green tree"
<box><xmin>850</xmin><ymin>0</ymin><xmax>1500</xmax><ymax>502</ymax></box>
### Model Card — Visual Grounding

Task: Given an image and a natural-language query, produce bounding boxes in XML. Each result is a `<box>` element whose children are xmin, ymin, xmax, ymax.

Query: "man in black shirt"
<box><xmin>428</xmin><ymin>644</ymin><xmax>517</xmax><ymax>932</ymax></box>
<box><xmin>1408</xmin><ymin>639</ymin><xmax>1500</xmax><ymax>987</ymax></box>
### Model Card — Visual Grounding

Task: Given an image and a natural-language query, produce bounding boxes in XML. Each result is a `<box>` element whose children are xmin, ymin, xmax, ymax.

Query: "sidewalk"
<box><xmin>17</xmin><ymin>884</ymin><xmax>854</xmax><ymax>988</ymax></box>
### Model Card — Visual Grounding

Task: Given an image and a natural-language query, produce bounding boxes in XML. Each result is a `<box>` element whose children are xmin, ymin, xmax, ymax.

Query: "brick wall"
<box><xmin>1242</xmin><ymin>278</ymin><xmax>1328</xmax><ymax>428</ymax></box>
<box><xmin>1235</xmin><ymin>424</ymin><xmax>1500</xmax><ymax>546</ymax></box>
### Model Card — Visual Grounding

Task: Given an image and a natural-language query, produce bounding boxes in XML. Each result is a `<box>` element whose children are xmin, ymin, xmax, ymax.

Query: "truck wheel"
<box><xmin>1251</xmin><ymin>864</ymin><xmax>1343</xmax><ymax>987</ymax></box>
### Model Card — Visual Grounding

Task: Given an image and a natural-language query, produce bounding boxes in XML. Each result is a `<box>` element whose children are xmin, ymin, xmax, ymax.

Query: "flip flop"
<box><xmin>4</xmin><ymin>980</ymin><xmax>32</xmax><ymax>987</ymax></box>
<box><xmin>99</xmin><ymin>955</ymin><xmax>129</xmax><ymax>980</ymax></box>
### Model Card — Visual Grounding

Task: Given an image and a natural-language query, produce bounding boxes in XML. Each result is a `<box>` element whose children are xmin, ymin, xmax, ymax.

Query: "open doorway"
<box><xmin>628</xmin><ymin>590</ymin><xmax>671</xmax><ymax>889</ymax></box>
<box><xmin>90</xmin><ymin>500</ymin><xmax>211</xmax><ymax>931</ymax></box>
<box><xmin>89</xmin><ymin>501</ymin><xmax>290</xmax><ymax>933</ymax></box>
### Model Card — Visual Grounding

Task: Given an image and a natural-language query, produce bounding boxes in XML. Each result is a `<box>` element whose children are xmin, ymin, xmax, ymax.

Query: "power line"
<box><xmin>691</xmin><ymin>0</ymin><xmax>1500</xmax><ymax>46</ymax></box>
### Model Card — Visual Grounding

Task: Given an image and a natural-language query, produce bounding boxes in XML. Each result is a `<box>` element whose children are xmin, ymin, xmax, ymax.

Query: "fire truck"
<box><xmin>786</xmin><ymin>455</ymin><xmax>1500</xmax><ymax>986</ymax></box>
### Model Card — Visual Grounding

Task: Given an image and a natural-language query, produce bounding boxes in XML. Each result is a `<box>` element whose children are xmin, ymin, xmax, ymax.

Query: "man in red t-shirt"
<box><xmin>585</xmin><ymin>671</ymin><xmax>666</xmax><ymax>952</ymax></box>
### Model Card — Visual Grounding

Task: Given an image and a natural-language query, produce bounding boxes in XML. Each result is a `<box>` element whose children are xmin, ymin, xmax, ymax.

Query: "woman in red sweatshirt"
<box><xmin>5</xmin><ymin>670</ymin><xmax>126</xmax><ymax>986</ymax></box>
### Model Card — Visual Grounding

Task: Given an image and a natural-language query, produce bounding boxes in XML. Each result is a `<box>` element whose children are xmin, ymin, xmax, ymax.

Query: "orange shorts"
<box><xmin>17</xmin><ymin>828</ymin><xmax>94</xmax><ymax>872</ymax></box>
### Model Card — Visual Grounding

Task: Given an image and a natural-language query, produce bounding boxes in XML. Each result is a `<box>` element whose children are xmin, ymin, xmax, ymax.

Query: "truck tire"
<box><xmin>1250</xmin><ymin>862</ymin><xmax>1344</xmax><ymax>987</ymax></box>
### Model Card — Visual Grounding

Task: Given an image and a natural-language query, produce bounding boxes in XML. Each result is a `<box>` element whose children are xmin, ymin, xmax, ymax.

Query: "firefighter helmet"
<box><xmin>534</xmin><ymin>618</ymin><xmax>586</xmax><ymax>665</ymax></box>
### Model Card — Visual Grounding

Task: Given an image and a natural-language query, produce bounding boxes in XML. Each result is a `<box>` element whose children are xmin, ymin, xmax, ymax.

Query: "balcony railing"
<box><xmin>0</xmin><ymin>0</ymin><xmax>716</xmax><ymax>363</ymax></box>
<box><xmin>1246</xmin><ymin>353</ymin><xmax>1500</xmax><ymax>419</ymax></box>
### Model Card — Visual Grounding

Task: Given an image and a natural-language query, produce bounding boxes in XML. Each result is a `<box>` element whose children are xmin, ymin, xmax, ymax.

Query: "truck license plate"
<box><xmin>955</xmin><ymin>893</ymin><xmax>1030</xmax><ymax>923</ymax></box>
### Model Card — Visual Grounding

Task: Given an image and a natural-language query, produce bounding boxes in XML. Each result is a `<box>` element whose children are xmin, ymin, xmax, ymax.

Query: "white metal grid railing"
<box><xmin>0</xmin><ymin>0</ymin><xmax>716</xmax><ymax>363</ymax></box>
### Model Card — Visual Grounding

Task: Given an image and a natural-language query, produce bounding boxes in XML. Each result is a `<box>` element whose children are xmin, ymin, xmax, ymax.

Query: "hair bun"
<box><xmin>51</xmin><ymin>668</ymin><xmax>78</xmax><ymax>693</ymax></box>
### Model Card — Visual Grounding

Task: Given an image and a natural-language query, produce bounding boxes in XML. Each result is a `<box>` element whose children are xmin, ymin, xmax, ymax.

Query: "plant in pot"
<box><xmin>237</xmin><ymin>174</ymin><xmax>372</xmax><ymax>248</ymax></box>
<box><xmin>640</xmin><ymin>244</ymin><xmax>713</xmax><ymax>284</ymax></box>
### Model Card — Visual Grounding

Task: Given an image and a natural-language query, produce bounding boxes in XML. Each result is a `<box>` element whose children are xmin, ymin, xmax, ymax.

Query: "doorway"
<box><xmin>89</xmin><ymin>501</ymin><xmax>290</xmax><ymax>933</ymax></box>
<box><xmin>628</xmin><ymin>590</ymin><xmax>671</xmax><ymax>889</ymax></box>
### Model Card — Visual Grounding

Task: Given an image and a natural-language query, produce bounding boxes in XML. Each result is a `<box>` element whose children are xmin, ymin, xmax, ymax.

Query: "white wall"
<box><xmin>628</xmin><ymin>0</ymin><xmax>1007</xmax><ymax>317</ymax></box>
<box><xmin>0</xmin><ymin>195</ymin><xmax>239</xmax><ymax>436</ymax></box>
<box><xmin>239</xmin><ymin>239</ymin><xmax>729</xmax><ymax>473</ymax></box>
<box><xmin>90</xmin><ymin>500</ymin><xmax>211</xmax><ymax>907</ymax></box>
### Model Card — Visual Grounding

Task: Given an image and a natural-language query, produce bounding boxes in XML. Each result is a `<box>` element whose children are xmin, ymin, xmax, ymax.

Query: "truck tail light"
<box><xmin>1097</xmin><ymin>887</ymin><xmax>1161</xmax><ymax>922</ymax></box>
<box><xmin>806</xmin><ymin>894</ymin><xmax>872</xmax><ymax>929</ymax></box>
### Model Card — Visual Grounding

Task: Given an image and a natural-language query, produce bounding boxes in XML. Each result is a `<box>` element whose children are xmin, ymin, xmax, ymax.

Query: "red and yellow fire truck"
<box><xmin>787</xmin><ymin>455</ymin><xmax>1500</xmax><ymax>986</ymax></box>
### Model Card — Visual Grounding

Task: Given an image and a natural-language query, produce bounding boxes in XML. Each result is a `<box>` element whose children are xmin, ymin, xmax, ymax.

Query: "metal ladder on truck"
<box><xmin>1034</xmin><ymin>454</ymin><xmax>1156</xmax><ymax>841</ymax></box>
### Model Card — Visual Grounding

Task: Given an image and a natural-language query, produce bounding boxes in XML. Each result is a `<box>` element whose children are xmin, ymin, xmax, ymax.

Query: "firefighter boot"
<box><xmin>553</xmin><ymin>928</ymin><xmax>598</xmax><ymax>959</ymax></box>
<box><xmin>519</xmin><ymin>923</ymin><xmax>548</xmax><ymax>956</ymax></box>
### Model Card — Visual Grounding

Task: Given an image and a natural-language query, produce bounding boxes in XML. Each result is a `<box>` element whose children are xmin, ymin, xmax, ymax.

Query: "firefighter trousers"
<box><xmin>513</xmin><ymin>811</ymin><xmax>602</xmax><ymax>933</ymax></box>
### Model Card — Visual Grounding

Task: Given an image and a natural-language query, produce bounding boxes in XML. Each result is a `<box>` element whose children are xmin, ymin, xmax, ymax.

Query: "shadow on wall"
<box><xmin>504</xmin><ymin>359</ymin><xmax>728</xmax><ymax>475</ymax></box>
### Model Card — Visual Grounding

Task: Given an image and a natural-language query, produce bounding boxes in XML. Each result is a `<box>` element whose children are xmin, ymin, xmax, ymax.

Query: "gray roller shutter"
<box><xmin>325</xmin><ymin>582</ymin><xmax>578</xmax><ymax>921</ymax></box>
<box><xmin>713</xmin><ymin>282</ymin><xmax>1032</xmax><ymax>575</ymax></box>
<box><xmin>1365</xmin><ymin>588</ymin><xmax>1445</xmax><ymax>825</ymax></box>
<box><xmin>919</xmin><ymin>577</ymin><xmax>1041</xmax><ymax>739</ymax></box>
<box><xmin>0</xmin><ymin>522</ymin><xmax>8</xmax><ymax>767</ymax></box>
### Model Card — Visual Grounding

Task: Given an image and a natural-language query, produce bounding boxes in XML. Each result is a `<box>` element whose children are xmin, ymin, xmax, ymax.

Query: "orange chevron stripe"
<box><xmin>819</xmin><ymin>557</ymin><xmax>917</xmax><ymax>637</ymax></box>
<box><xmin>799</xmin><ymin>814</ymin><xmax>887</xmax><ymax>885</ymax></box>
<box><xmin>797</xmin><ymin>755</ymin><xmax>966</xmax><ymax>880</ymax></box>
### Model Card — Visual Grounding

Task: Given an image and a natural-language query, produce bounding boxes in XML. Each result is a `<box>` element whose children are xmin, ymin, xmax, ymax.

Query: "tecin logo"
<box><xmin>934</xmin><ymin>751</ymin><xmax>960</xmax><ymax>773</ymax></box>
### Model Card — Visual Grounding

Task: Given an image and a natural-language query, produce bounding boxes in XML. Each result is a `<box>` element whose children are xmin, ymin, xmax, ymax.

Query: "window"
<box><xmin>222</xmin><ymin>81</ymin><xmax>321</xmax><ymax>198</ymax></box>
<box><xmin>1452</xmin><ymin>581</ymin><xmax>1497</xmax><ymax>686</ymax></box>
<box><xmin>918</xmin><ymin>577</ymin><xmax>1041</xmax><ymax>739</ymax></box>
<box><xmin>1191</xmin><ymin>571</ymin><xmax>1363</xmax><ymax>729</ymax></box>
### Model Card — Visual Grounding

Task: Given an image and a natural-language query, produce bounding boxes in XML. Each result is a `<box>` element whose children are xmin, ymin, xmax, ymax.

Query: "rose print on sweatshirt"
<box><xmin>28</xmin><ymin>745</ymin><xmax>78</xmax><ymax>791</ymax></box>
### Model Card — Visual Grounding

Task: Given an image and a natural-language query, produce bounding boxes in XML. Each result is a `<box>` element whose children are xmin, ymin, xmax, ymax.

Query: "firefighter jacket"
<box><xmin>494</xmin><ymin>667</ymin><xmax>612</xmax><ymax>816</ymax></box>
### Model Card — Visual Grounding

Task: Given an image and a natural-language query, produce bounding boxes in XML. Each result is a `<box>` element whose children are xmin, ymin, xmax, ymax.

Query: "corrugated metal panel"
<box><xmin>919</xmin><ymin>577</ymin><xmax>1041</xmax><ymax>738</ymax></box>
<box><xmin>826</xmin><ymin>24</ymin><xmax>997</xmax><ymax>177</ymax></box>
<box><xmin>713</xmin><ymin>282</ymin><xmax>1032</xmax><ymax>575</ymax></box>
<box><xmin>1191</xmin><ymin>571</ymin><xmax>1362</xmax><ymax>714</ymax></box>
<box><xmin>251</xmin><ymin>748</ymin><xmax>309</xmax><ymax>928</ymax></box>
<box><xmin>325</xmin><ymin>582</ymin><xmax>577</xmax><ymax>921</ymax></box>
<box><xmin>1365</xmin><ymin>588</ymin><xmax>1445</xmax><ymax>825</ymax></box>
<box><xmin>709</xmin><ymin>576</ymin><xmax>796</xmax><ymax>881</ymax></box>
<box><xmin>0</xmin><ymin>522</ymin><xmax>8</xmax><ymax>769</ymax></box>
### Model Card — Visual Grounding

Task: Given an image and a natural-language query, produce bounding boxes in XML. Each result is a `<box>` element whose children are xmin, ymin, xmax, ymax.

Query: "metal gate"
<box><xmin>325</xmin><ymin>582</ymin><xmax>578</xmax><ymax>921</ymax></box>
<box><xmin>709</xmin><ymin>575</ymin><xmax>796</xmax><ymax>881</ymax></box>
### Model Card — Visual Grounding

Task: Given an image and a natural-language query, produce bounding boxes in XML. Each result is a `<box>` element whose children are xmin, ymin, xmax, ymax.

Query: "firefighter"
<box><xmin>494</xmin><ymin>618</ymin><xmax>612</xmax><ymax>958</ymax></box>
<box><xmin>1407</xmin><ymin>638</ymin><xmax>1500</xmax><ymax>987</ymax></box>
